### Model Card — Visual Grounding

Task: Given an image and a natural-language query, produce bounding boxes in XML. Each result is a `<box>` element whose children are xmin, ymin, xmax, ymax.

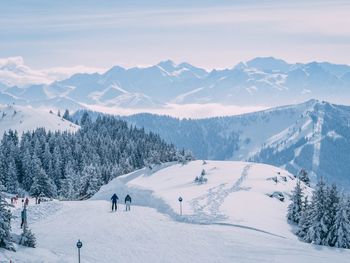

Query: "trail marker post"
<box><xmin>178</xmin><ymin>196</ymin><xmax>183</xmax><ymax>215</ymax></box>
<box><xmin>76</xmin><ymin>239</ymin><xmax>83</xmax><ymax>263</ymax></box>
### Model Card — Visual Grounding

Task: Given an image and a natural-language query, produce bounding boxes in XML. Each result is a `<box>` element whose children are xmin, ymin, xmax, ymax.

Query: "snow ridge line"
<box><xmin>188</xmin><ymin>164</ymin><xmax>252</xmax><ymax>223</ymax></box>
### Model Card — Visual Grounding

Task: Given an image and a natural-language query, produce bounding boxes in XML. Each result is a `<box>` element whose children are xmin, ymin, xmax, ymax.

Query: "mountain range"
<box><xmin>73</xmin><ymin>99</ymin><xmax>350</xmax><ymax>189</ymax></box>
<box><xmin>1</xmin><ymin>57</ymin><xmax>350</xmax><ymax>110</ymax></box>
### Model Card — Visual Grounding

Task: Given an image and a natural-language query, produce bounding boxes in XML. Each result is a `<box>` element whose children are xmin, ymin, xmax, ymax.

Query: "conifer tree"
<box><xmin>62</xmin><ymin>109</ymin><xmax>71</xmax><ymax>121</ymax></box>
<box><xmin>30</xmin><ymin>167</ymin><xmax>57</xmax><ymax>198</ymax></box>
<box><xmin>59</xmin><ymin>163</ymin><xmax>76</xmax><ymax>200</ymax></box>
<box><xmin>5</xmin><ymin>158</ymin><xmax>19</xmax><ymax>193</ymax></box>
<box><xmin>22</xmin><ymin>149</ymin><xmax>34</xmax><ymax>190</ymax></box>
<box><xmin>305</xmin><ymin>178</ymin><xmax>329</xmax><ymax>245</ymax></box>
<box><xmin>298</xmin><ymin>169</ymin><xmax>310</xmax><ymax>186</ymax></box>
<box><xmin>325</xmin><ymin>184</ymin><xmax>340</xmax><ymax>246</ymax></box>
<box><xmin>0</xmin><ymin>185</ymin><xmax>14</xmax><ymax>251</ymax></box>
<box><xmin>330</xmin><ymin>195</ymin><xmax>350</xmax><ymax>248</ymax></box>
<box><xmin>20</xmin><ymin>224</ymin><xmax>36</xmax><ymax>248</ymax></box>
<box><xmin>79</xmin><ymin>165</ymin><xmax>102</xmax><ymax>197</ymax></box>
<box><xmin>287</xmin><ymin>180</ymin><xmax>304</xmax><ymax>224</ymax></box>
<box><xmin>297</xmin><ymin>196</ymin><xmax>312</xmax><ymax>242</ymax></box>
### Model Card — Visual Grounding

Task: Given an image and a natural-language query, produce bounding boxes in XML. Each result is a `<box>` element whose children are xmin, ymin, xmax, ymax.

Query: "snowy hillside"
<box><xmin>0</xmin><ymin>104</ymin><xmax>79</xmax><ymax>136</ymax></box>
<box><xmin>116</xmin><ymin>99</ymin><xmax>350</xmax><ymax>189</ymax></box>
<box><xmin>2</xmin><ymin>57</ymin><xmax>350</xmax><ymax>109</ymax></box>
<box><xmin>2</xmin><ymin>161</ymin><xmax>349</xmax><ymax>263</ymax></box>
<box><xmin>92</xmin><ymin>160</ymin><xmax>306</xmax><ymax>237</ymax></box>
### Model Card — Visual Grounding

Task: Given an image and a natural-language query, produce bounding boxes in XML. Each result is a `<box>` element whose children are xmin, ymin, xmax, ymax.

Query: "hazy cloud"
<box><xmin>85</xmin><ymin>103</ymin><xmax>267</xmax><ymax>119</ymax></box>
<box><xmin>0</xmin><ymin>56</ymin><xmax>106</xmax><ymax>86</ymax></box>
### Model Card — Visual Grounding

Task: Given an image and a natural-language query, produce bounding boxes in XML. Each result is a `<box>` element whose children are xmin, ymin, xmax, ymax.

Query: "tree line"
<box><xmin>0</xmin><ymin>113</ymin><xmax>191</xmax><ymax>200</ymax></box>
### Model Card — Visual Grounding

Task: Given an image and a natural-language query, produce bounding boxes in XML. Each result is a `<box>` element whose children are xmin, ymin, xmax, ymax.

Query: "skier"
<box><xmin>24</xmin><ymin>197</ymin><xmax>29</xmax><ymax>207</ymax></box>
<box><xmin>111</xmin><ymin>193</ymin><xmax>119</xmax><ymax>212</ymax></box>
<box><xmin>21</xmin><ymin>207</ymin><xmax>27</xmax><ymax>229</ymax></box>
<box><xmin>125</xmin><ymin>194</ymin><xmax>132</xmax><ymax>211</ymax></box>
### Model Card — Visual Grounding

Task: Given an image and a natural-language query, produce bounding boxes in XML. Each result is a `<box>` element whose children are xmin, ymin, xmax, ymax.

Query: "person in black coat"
<box><xmin>125</xmin><ymin>194</ymin><xmax>132</xmax><ymax>211</ymax></box>
<box><xmin>111</xmin><ymin>193</ymin><xmax>119</xmax><ymax>211</ymax></box>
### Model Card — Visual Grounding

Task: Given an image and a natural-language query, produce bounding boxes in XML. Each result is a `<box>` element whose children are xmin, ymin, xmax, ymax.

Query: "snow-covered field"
<box><xmin>2</xmin><ymin>161</ymin><xmax>349</xmax><ymax>262</ymax></box>
<box><xmin>0</xmin><ymin>104</ymin><xmax>79</xmax><ymax>136</ymax></box>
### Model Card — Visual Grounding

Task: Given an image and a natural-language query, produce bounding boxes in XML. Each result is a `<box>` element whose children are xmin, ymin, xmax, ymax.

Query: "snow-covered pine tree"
<box><xmin>0</xmin><ymin>184</ymin><xmax>14</xmax><ymax>251</ymax></box>
<box><xmin>5</xmin><ymin>158</ymin><xmax>19</xmax><ymax>193</ymax></box>
<box><xmin>30</xmin><ymin>167</ymin><xmax>57</xmax><ymax>198</ymax></box>
<box><xmin>79</xmin><ymin>164</ymin><xmax>102</xmax><ymax>198</ymax></box>
<box><xmin>325</xmin><ymin>184</ymin><xmax>340</xmax><ymax>246</ymax></box>
<box><xmin>305</xmin><ymin>178</ymin><xmax>330</xmax><ymax>245</ymax></box>
<box><xmin>298</xmin><ymin>169</ymin><xmax>310</xmax><ymax>187</ymax></box>
<box><xmin>195</xmin><ymin>169</ymin><xmax>208</xmax><ymax>184</ymax></box>
<box><xmin>52</xmin><ymin>146</ymin><xmax>63</xmax><ymax>187</ymax></box>
<box><xmin>80</xmin><ymin>112</ymin><xmax>91</xmax><ymax>126</ymax></box>
<box><xmin>62</xmin><ymin>109</ymin><xmax>71</xmax><ymax>121</ymax></box>
<box><xmin>22</xmin><ymin>149</ymin><xmax>34</xmax><ymax>190</ymax></box>
<box><xmin>0</xmin><ymin>151</ymin><xmax>6</xmax><ymax>190</ymax></box>
<box><xmin>297</xmin><ymin>196</ymin><xmax>312</xmax><ymax>242</ymax></box>
<box><xmin>20</xmin><ymin>224</ymin><xmax>36</xmax><ymax>248</ymax></box>
<box><xmin>287</xmin><ymin>180</ymin><xmax>304</xmax><ymax>224</ymax></box>
<box><xmin>59</xmin><ymin>163</ymin><xmax>77</xmax><ymax>200</ymax></box>
<box><xmin>329</xmin><ymin>195</ymin><xmax>350</xmax><ymax>248</ymax></box>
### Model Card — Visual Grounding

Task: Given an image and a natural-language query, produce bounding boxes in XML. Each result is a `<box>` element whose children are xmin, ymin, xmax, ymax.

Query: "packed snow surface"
<box><xmin>0</xmin><ymin>104</ymin><xmax>79</xmax><ymax>136</ymax></box>
<box><xmin>2</xmin><ymin>161</ymin><xmax>349</xmax><ymax>262</ymax></box>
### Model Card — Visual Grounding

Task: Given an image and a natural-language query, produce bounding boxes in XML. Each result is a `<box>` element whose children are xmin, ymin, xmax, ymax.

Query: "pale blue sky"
<box><xmin>1</xmin><ymin>0</ymin><xmax>349</xmax><ymax>70</ymax></box>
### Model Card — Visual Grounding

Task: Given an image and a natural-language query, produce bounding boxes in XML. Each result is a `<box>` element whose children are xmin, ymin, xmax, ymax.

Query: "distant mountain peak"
<box><xmin>245</xmin><ymin>57</ymin><xmax>291</xmax><ymax>72</ymax></box>
<box><xmin>157</xmin><ymin>60</ymin><xmax>177</xmax><ymax>71</ymax></box>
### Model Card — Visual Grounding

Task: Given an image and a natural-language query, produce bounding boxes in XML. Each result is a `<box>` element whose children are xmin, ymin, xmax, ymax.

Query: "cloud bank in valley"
<box><xmin>0</xmin><ymin>56</ymin><xmax>106</xmax><ymax>86</ymax></box>
<box><xmin>85</xmin><ymin>103</ymin><xmax>267</xmax><ymax>119</ymax></box>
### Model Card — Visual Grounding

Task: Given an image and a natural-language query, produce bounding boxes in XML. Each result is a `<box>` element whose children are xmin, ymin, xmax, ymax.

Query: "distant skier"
<box><xmin>21</xmin><ymin>207</ymin><xmax>27</xmax><ymax>229</ymax></box>
<box><xmin>24</xmin><ymin>197</ymin><xmax>29</xmax><ymax>207</ymax></box>
<box><xmin>125</xmin><ymin>194</ymin><xmax>132</xmax><ymax>211</ymax></box>
<box><xmin>111</xmin><ymin>193</ymin><xmax>119</xmax><ymax>212</ymax></box>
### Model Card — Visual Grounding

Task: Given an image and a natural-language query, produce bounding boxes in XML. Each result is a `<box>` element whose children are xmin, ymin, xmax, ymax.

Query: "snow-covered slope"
<box><xmin>92</xmin><ymin>160</ymin><xmax>307</xmax><ymax>238</ymax></box>
<box><xmin>3</xmin><ymin>161</ymin><xmax>349</xmax><ymax>263</ymax></box>
<box><xmin>0</xmin><ymin>104</ymin><xmax>79</xmax><ymax>136</ymax></box>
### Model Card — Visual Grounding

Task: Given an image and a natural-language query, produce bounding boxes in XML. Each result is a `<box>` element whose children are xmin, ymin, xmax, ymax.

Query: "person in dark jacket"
<box><xmin>111</xmin><ymin>193</ymin><xmax>119</xmax><ymax>211</ymax></box>
<box><xmin>21</xmin><ymin>207</ymin><xmax>27</xmax><ymax>228</ymax></box>
<box><xmin>125</xmin><ymin>194</ymin><xmax>132</xmax><ymax>211</ymax></box>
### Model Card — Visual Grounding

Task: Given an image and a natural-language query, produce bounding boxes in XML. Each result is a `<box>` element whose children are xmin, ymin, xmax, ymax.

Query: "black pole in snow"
<box><xmin>178</xmin><ymin>196</ymin><xmax>183</xmax><ymax>215</ymax></box>
<box><xmin>76</xmin><ymin>239</ymin><xmax>83</xmax><ymax>263</ymax></box>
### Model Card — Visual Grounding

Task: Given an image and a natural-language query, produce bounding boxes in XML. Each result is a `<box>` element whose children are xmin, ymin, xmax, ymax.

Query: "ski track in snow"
<box><xmin>188</xmin><ymin>164</ymin><xmax>252</xmax><ymax>223</ymax></box>
<box><xmin>311</xmin><ymin>107</ymin><xmax>324</xmax><ymax>178</ymax></box>
<box><xmin>208</xmin><ymin>222</ymin><xmax>286</xmax><ymax>239</ymax></box>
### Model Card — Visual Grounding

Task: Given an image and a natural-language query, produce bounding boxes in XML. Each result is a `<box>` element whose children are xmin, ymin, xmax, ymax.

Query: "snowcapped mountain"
<box><xmin>2</xmin><ymin>57</ymin><xmax>350</xmax><ymax>110</ymax></box>
<box><xmin>0</xmin><ymin>104</ymin><xmax>79</xmax><ymax>136</ymax></box>
<box><xmin>6</xmin><ymin>160</ymin><xmax>347</xmax><ymax>263</ymax></box>
<box><xmin>111</xmin><ymin>99</ymin><xmax>350</xmax><ymax>189</ymax></box>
